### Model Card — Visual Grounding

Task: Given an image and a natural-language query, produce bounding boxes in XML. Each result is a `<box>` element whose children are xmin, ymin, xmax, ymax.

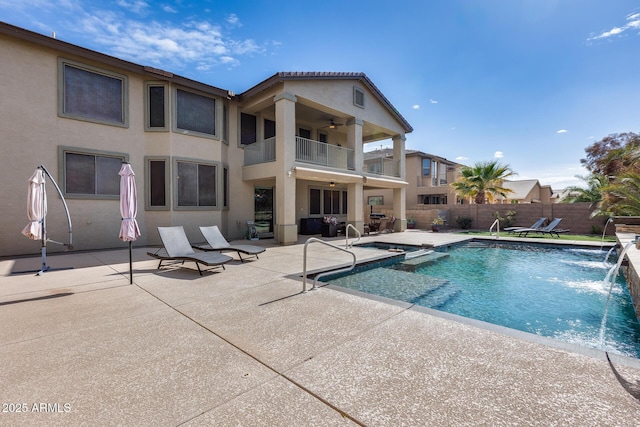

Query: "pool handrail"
<box><xmin>344</xmin><ymin>223</ymin><xmax>361</xmax><ymax>249</ymax></box>
<box><xmin>302</xmin><ymin>237</ymin><xmax>357</xmax><ymax>293</ymax></box>
<box><xmin>490</xmin><ymin>218</ymin><xmax>500</xmax><ymax>238</ymax></box>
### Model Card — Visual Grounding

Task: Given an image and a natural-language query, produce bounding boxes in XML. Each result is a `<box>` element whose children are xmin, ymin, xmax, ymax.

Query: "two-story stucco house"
<box><xmin>0</xmin><ymin>22</ymin><xmax>412</xmax><ymax>257</ymax></box>
<box><xmin>364</xmin><ymin>149</ymin><xmax>464</xmax><ymax>209</ymax></box>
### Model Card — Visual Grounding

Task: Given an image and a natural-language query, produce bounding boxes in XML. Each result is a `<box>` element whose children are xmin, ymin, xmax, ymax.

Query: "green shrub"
<box><xmin>493</xmin><ymin>210</ymin><xmax>516</xmax><ymax>228</ymax></box>
<box><xmin>456</xmin><ymin>216</ymin><xmax>473</xmax><ymax>229</ymax></box>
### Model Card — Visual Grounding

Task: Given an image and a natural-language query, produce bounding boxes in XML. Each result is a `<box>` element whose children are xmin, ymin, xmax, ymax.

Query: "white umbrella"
<box><xmin>22</xmin><ymin>168</ymin><xmax>46</xmax><ymax>241</ymax></box>
<box><xmin>119</xmin><ymin>163</ymin><xmax>140</xmax><ymax>284</ymax></box>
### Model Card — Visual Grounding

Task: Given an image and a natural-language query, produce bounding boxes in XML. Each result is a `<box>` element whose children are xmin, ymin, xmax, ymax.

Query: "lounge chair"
<box><xmin>193</xmin><ymin>225</ymin><xmax>265</xmax><ymax>263</ymax></box>
<box><xmin>503</xmin><ymin>217</ymin><xmax>546</xmax><ymax>233</ymax></box>
<box><xmin>516</xmin><ymin>218</ymin><xmax>570</xmax><ymax>238</ymax></box>
<box><xmin>147</xmin><ymin>226</ymin><xmax>232</xmax><ymax>275</ymax></box>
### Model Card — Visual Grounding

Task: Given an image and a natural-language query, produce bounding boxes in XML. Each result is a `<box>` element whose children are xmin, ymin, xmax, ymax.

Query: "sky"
<box><xmin>2</xmin><ymin>0</ymin><xmax>639</xmax><ymax>189</ymax></box>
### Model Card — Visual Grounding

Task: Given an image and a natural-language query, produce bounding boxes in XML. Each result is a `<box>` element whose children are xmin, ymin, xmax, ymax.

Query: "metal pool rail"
<box><xmin>302</xmin><ymin>237</ymin><xmax>356</xmax><ymax>293</ymax></box>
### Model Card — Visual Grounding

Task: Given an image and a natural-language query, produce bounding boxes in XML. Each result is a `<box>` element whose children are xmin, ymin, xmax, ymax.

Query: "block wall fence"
<box><xmin>366</xmin><ymin>202</ymin><xmax>612</xmax><ymax>235</ymax></box>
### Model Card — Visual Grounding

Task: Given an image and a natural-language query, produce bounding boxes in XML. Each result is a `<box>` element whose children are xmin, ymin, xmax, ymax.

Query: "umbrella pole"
<box><xmin>129</xmin><ymin>241</ymin><xmax>133</xmax><ymax>284</ymax></box>
<box><xmin>38</xmin><ymin>173</ymin><xmax>49</xmax><ymax>275</ymax></box>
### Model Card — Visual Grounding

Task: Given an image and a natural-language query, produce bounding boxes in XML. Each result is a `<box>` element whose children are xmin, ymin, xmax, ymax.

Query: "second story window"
<box><xmin>59</xmin><ymin>59</ymin><xmax>128</xmax><ymax>127</ymax></box>
<box><xmin>422</xmin><ymin>158</ymin><xmax>431</xmax><ymax>176</ymax></box>
<box><xmin>175</xmin><ymin>88</ymin><xmax>216</xmax><ymax>137</ymax></box>
<box><xmin>145</xmin><ymin>82</ymin><xmax>169</xmax><ymax>131</ymax></box>
<box><xmin>241</xmin><ymin>113</ymin><xmax>257</xmax><ymax>145</ymax></box>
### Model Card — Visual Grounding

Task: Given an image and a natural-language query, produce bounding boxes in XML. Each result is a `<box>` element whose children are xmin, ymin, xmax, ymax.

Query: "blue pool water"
<box><xmin>321</xmin><ymin>241</ymin><xmax>640</xmax><ymax>358</ymax></box>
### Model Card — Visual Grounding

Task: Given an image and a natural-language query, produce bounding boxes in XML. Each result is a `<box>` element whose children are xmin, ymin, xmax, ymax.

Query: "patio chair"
<box><xmin>503</xmin><ymin>217</ymin><xmax>546</xmax><ymax>233</ymax></box>
<box><xmin>382</xmin><ymin>216</ymin><xmax>397</xmax><ymax>233</ymax></box>
<box><xmin>516</xmin><ymin>218</ymin><xmax>570</xmax><ymax>238</ymax></box>
<box><xmin>193</xmin><ymin>225</ymin><xmax>265</xmax><ymax>263</ymax></box>
<box><xmin>147</xmin><ymin>226</ymin><xmax>232</xmax><ymax>275</ymax></box>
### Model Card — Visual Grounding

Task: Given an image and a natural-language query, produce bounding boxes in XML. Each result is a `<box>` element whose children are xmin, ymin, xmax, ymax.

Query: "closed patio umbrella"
<box><xmin>16</xmin><ymin>165</ymin><xmax>73</xmax><ymax>275</ymax></box>
<box><xmin>21</xmin><ymin>168</ymin><xmax>46</xmax><ymax>241</ymax></box>
<box><xmin>119</xmin><ymin>163</ymin><xmax>140</xmax><ymax>284</ymax></box>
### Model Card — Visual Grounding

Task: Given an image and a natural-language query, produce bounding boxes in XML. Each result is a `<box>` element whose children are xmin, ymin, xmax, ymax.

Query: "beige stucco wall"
<box><xmin>2</xmin><ymin>39</ymin><xmax>145</xmax><ymax>255</ymax></box>
<box><xmin>0</xmin><ymin>35</ymin><xmax>250</xmax><ymax>256</ymax></box>
<box><xmin>1</xmin><ymin>28</ymin><xmax>411</xmax><ymax>256</ymax></box>
<box><xmin>283</xmin><ymin>80</ymin><xmax>406</xmax><ymax>140</ymax></box>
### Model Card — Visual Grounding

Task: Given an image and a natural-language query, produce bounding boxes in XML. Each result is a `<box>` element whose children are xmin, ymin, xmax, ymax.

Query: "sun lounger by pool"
<box><xmin>147</xmin><ymin>226</ymin><xmax>232</xmax><ymax>275</ymax></box>
<box><xmin>193</xmin><ymin>225</ymin><xmax>265</xmax><ymax>262</ymax></box>
<box><xmin>516</xmin><ymin>218</ymin><xmax>570</xmax><ymax>238</ymax></box>
<box><xmin>503</xmin><ymin>217</ymin><xmax>546</xmax><ymax>233</ymax></box>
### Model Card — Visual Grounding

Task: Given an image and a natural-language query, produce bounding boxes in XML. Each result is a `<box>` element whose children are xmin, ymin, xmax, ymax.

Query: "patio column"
<box><xmin>347</xmin><ymin>181</ymin><xmax>364</xmax><ymax>234</ymax></box>
<box><xmin>347</xmin><ymin>118</ymin><xmax>363</xmax><ymax>173</ymax></box>
<box><xmin>393</xmin><ymin>134</ymin><xmax>406</xmax><ymax>231</ymax></box>
<box><xmin>274</xmin><ymin>92</ymin><xmax>298</xmax><ymax>245</ymax></box>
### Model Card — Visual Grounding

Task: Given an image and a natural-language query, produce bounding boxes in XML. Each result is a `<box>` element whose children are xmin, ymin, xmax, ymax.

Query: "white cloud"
<box><xmin>556</xmin><ymin>129</ymin><xmax>568</xmax><ymax>134</ymax></box>
<box><xmin>226</xmin><ymin>13</ymin><xmax>241</xmax><ymax>27</ymax></box>
<box><xmin>162</xmin><ymin>5</ymin><xmax>177</xmax><ymax>13</ymax></box>
<box><xmin>429</xmin><ymin>99</ymin><xmax>438</xmax><ymax>104</ymax></box>
<box><xmin>412</xmin><ymin>104</ymin><xmax>420</xmax><ymax>110</ymax></box>
<box><xmin>494</xmin><ymin>151</ymin><xmax>504</xmax><ymax>158</ymax></box>
<box><xmin>116</xmin><ymin>0</ymin><xmax>148</xmax><ymax>15</ymax></box>
<box><xmin>72</xmin><ymin>8</ymin><xmax>265</xmax><ymax>71</ymax></box>
<box><xmin>588</xmin><ymin>12</ymin><xmax>640</xmax><ymax>41</ymax></box>
<box><xmin>455</xmin><ymin>156</ymin><xmax>469</xmax><ymax>161</ymax></box>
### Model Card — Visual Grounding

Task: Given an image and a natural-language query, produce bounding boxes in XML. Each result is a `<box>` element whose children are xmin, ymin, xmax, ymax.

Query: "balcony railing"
<box><xmin>296</xmin><ymin>137</ymin><xmax>354</xmax><ymax>170</ymax></box>
<box><xmin>244</xmin><ymin>137</ymin><xmax>276</xmax><ymax>166</ymax></box>
<box><xmin>364</xmin><ymin>157</ymin><xmax>400</xmax><ymax>178</ymax></box>
<box><xmin>244</xmin><ymin>137</ymin><xmax>402</xmax><ymax>179</ymax></box>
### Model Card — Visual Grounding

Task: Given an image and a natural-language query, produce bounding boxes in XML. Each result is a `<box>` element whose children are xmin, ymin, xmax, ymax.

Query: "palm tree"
<box><xmin>598</xmin><ymin>171</ymin><xmax>640</xmax><ymax>217</ymax></box>
<box><xmin>452</xmin><ymin>160</ymin><xmax>516</xmax><ymax>204</ymax></box>
<box><xmin>561</xmin><ymin>174</ymin><xmax>607</xmax><ymax>205</ymax></box>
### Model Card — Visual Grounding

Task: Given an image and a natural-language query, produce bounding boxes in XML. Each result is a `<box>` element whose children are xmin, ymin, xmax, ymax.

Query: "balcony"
<box><xmin>295</xmin><ymin>137</ymin><xmax>354</xmax><ymax>170</ymax></box>
<box><xmin>244</xmin><ymin>137</ymin><xmax>403</xmax><ymax>179</ymax></box>
<box><xmin>244</xmin><ymin>137</ymin><xmax>276</xmax><ymax>166</ymax></box>
<box><xmin>244</xmin><ymin>137</ymin><xmax>355</xmax><ymax>170</ymax></box>
<box><xmin>364</xmin><ymin>157</ymin><xmax>400</xmax><ymax>178</ymax></box>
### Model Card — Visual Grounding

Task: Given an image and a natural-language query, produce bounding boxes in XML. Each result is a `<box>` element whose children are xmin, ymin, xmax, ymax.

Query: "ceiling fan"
<box><xmin>323</xmin><ymin>119</ymin><xmax>344</xmax><ymax>129</ymax></box>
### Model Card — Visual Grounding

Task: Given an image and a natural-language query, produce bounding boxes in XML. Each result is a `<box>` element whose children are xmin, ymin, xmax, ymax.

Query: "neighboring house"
<box><xmin>0</xmin><ymin>22</ymin><xmax>413</xmax><ymax>257</ymax></box>
<box><xmin>497</xmin><ymin>180</ymin><xmax>554</xmax><ymax>204</ymax></box>
<box><xmin>364</xmin><ymin>149</ymin><xmax>464</xmax><ymax>208</ymax></box>
<box><xmin>551</xmin><ymin>188</ymin><xmax>581</xmax><ymax>202</ymax></box>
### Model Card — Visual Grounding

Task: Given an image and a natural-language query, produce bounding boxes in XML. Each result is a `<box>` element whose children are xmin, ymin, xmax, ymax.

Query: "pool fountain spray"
<box><xmin>600</xmin><ymin>217</ymin><xmax>613</xmax><ymax>250</ymax></box>
<box><xmin>599</xmin><ymin>240</ymin><xmax>635</xmax><ymax>350</ymax></box>
<box><xmin>604</xmin><ymin>245</ymin><xmax>617</xmax><ymax>265</ymax></box>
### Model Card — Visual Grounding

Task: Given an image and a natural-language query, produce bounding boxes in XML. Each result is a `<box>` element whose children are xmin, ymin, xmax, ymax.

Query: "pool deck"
<box><xmin>2</xmin><ymin>230</ymin><xmax>640</xmax><ymax>426</ymax></box>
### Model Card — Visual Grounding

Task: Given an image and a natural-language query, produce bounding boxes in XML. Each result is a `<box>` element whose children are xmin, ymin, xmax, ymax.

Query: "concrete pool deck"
<box><xmin>1</xmin><ymin>230</ymin><xmax>640</xmax><ymax>426</ymax></box>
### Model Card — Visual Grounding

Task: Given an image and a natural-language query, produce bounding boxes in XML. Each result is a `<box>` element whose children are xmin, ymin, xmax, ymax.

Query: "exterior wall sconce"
<box><xmin>329</xmin><ymin>182</ymin><xmax>336</xmax><ymax>187</ymax></box>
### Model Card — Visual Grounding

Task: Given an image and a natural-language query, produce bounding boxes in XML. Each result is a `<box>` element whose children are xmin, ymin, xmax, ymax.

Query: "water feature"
<box><xmin>601</xmin><ymin>217</ymin><xmax>613</xmax><ymax>250</ymax></box>
<box><xmin>604</xmin><ymin>245</ymin><xmax>617</xmax><ymax>264</ymax></box>
<box><xmin>599</xmin><ymin>241</ymin><xmax>636</xmax><ymax>351</ymax></box>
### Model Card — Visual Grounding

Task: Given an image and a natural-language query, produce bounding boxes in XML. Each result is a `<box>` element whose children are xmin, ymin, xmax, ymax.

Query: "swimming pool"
<box><xmin>320</xmin><ymin>240</ymin><xmax>640</xmax><ymax>359</ymax></box>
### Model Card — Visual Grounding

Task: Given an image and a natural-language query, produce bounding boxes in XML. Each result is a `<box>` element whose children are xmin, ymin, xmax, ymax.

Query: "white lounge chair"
<box><xmin>147</xmin><ymin>226</ymin><xmax>232</xmax><ymax>275</ymax></box>
<box><xmin>193</xmin><ymin>225</ymin><xmax>265</xmax><ymax>263</ymax></box>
